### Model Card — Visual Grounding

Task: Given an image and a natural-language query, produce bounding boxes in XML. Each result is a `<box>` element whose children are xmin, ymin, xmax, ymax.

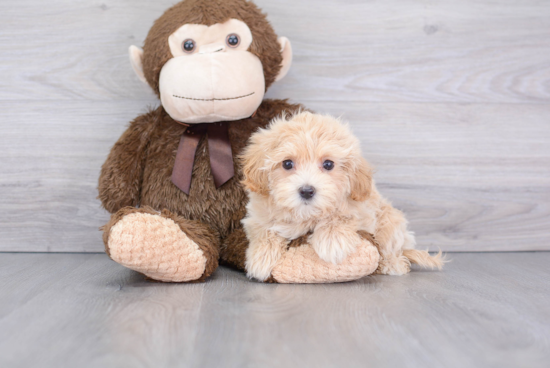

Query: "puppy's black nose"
<box><xmin>299</xmin><ymin>186</ymin><xmax>316</xmax><ymax>200</ymax></box>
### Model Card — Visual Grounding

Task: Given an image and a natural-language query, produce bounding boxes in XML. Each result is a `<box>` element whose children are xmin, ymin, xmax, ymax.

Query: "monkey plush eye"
<box><xmin>323</xmin><ymin>160</ymin><xmax>335</xmax><ymax>171</ymax></box>
<box><xmin>226</xmin><ymin>34</ymin><xmax>240</xmax><ymax>48</ymax></box>
<box><xmin>282</xmin><ymin>160</ymin><xmax>294</xmax><ymax>170</ymax></box>
<box><xmin>182</xmin><ymin>39</ymin><xmax>196</xmax><ymax>53</ymax></box>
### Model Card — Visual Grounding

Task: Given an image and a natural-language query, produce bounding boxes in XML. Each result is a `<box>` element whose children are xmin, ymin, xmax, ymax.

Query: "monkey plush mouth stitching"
<box><xmin>172</xmin><ymin>92</ymin><xmax>255</xmax><ymax>102</ymax></box>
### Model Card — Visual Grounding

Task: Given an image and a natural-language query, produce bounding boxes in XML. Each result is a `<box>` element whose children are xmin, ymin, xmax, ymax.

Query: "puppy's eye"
<box><xmin>323</xmin><ymin>160</ymin><xmax>335</xmax><ymax>171</ymax></box>
<box><xmin>282</xmin><ymin>160</ymin><xmax>294</xmax><ymax>170</ymax></box>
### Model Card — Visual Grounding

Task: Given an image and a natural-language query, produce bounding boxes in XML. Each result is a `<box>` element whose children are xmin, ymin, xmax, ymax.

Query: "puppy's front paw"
<box><xmin>310</xmin><ymin>227</ymin><xmax>362</xmax><ymax>264</ymax></box>
<box><xmin>245</xmin><ymin>232</ymin><xmax>288</xmax><ymax>282</ymax></box>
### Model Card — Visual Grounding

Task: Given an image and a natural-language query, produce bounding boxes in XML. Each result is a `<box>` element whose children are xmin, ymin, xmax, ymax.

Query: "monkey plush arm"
<box><xmin>98</xmin><ymin>111</ymin><xmax>156</xmax><ymax>213</ymax></box>
<box><xmin>254</xmin><ymin>99</ymin><xmax>309</xmax><ymax>127</ymax></box>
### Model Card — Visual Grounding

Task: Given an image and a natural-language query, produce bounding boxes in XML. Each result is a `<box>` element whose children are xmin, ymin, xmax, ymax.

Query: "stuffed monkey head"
<box><xmin>129</xmin><ymin>0</ymin><xmax>292</xmax><ymax>124</ymax></box>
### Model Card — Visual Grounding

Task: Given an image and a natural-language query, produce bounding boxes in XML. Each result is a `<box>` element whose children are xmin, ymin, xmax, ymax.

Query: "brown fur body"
<box><xmin>99</xmin><ymin>100</ymin><xmax>304</xmax><ymax>278</ymax></box>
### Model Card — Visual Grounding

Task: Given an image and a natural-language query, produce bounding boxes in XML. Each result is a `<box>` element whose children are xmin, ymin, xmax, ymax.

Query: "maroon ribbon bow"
<box><xmin>171</xmin><ymin>122</ymin><xmax>234</xmax><ymax>195</ymax></box>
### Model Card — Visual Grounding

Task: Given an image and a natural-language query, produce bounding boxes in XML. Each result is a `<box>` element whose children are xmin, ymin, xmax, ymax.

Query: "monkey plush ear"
<box><xmin>129</xmin><ymin>45</ymin><xmax>147</xmax><ymax>84</ymax></box>
<box><xmin>350</xmin><ymin>158</ymin><xmax>373</xmax><ymax>202</ymax></box>
<box><xmin>275</xmin><ymin>37</ymin><xmax>292</xmax><ymax>82</ymax></box>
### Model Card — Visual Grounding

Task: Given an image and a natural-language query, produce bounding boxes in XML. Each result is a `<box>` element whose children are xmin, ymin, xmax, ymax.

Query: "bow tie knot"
<box><xmin>171</xmin><ymin>122</ymin><xmax>235</xmax><ymax>195</ymax></box>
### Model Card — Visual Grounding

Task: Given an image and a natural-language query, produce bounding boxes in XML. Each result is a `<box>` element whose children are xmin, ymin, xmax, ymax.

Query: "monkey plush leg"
<box><xmin>270</xmin><ymin>233</ymin><xmax>380</xmax><ymax>284</ymax></box>
<box><xmin>103</xmin><ymin>207</ymin><xmax>219</xmax><ymax>282</ymax></box>
<box><xmin>219</xmin><ymin>227</ymin><xmax>249</xmax><ymax>271</ymax></box>
<box><xmin>221</xmin><ymin>229</ymin><xmax>379</xmax><ymax>283</ymax></box>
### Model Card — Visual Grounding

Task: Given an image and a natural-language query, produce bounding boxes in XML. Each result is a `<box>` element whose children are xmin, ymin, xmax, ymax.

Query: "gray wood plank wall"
<box><xmin>0</xmin><ymin>0</ymin><xmax>549</xmax><ymax>252</ymax></box>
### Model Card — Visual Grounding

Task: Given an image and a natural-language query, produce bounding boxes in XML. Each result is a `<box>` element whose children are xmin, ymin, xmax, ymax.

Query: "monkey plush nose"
<box><xmin>299</xmin><ymin>186</ymin><xmax>316</xmax><ymax>200</ymax></box>
<box><xmin>199</xmin><ymin>43</ymin><xmax>225</xmax><ymax>54</ymax></box>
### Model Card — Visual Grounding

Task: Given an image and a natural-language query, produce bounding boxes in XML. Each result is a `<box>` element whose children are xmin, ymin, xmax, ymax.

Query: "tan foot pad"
<box><xmin>108</xmin><ymin>213</ymin><xmax>207</xmax><ymax>282</ymax></box>
<box><xmin>271</xmin><ymin>240</ymin><xmax>380</xmax><ymax>284</ymax></box>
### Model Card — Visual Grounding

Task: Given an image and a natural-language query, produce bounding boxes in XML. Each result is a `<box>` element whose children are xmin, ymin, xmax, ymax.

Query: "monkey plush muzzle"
<box><xmin>159</xmin><ymin>51</ymin><xmax>265</xmax><ymax>124</ymax></box>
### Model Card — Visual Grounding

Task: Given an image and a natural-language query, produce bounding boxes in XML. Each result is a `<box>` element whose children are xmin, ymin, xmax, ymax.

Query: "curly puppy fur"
<box><xmin>241</xmin><ymin>112</ymin><xmax>444</xmax><ymax>281</ymax></box>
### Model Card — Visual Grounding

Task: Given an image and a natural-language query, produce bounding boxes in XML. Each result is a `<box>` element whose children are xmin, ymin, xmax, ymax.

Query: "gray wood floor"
<box><xmin>1</xmin><ymin>0</ymin><xmax>549</xmax><ymax>253</ymax></box>
<box><xmin>0</xmin><ymin>252</ymin><xmax>549</xmax><ymax>368</ymax></box>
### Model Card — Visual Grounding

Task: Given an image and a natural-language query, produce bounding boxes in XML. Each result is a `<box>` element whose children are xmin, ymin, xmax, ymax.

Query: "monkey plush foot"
<box><xmin>270</xmin><ymin>234</ymin><xmax>380</xmax><ymax>284</ymax></box>
<box><xmin>103</xmin><ymin>207</ymin><xmax>219</xmax><ymax>282</ymax></box>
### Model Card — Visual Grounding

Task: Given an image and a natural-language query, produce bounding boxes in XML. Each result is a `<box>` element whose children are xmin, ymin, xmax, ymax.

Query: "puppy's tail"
<box><xmin>403</xmin><ymin>249</ymin><xmax>446</xmax><ymax>270</ymax></box>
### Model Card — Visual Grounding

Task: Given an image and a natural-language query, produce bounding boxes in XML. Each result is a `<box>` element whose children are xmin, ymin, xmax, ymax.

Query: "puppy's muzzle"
<box><xmin>299</xmin><ymin>185</ymin><xmax>316</xmax><ymax>200</ymax></box>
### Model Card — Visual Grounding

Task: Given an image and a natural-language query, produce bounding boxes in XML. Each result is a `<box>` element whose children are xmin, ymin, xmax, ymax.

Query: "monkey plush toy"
<box><xmin>99</xmin><ymin>0</ymin><xmax>380</xmax><ymax>283</ymax></box>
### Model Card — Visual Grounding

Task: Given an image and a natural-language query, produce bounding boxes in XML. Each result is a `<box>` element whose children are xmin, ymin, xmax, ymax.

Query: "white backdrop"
<box><xmin>0</xmin><ymin>0</ymin><xmax>549</xmax><ymax>252</ymax></box>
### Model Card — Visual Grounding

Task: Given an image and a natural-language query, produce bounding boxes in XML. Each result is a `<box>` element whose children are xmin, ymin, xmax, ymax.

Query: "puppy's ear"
<box><xmin>240</xmin><ymin>138</ymin><xmax>270</xmax><ymax>196</ymax></box>
<box><xmin>350</xmin><ymin>157</ymin><xmax>373</xmax><ymax>202</ymax></box>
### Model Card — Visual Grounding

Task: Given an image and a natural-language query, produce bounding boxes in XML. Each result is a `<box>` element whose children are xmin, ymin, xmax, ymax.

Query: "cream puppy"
<box><xmin>241</xmin><ymin>112</ymin><xmax>443</xmax><ymax>281</ymax></box>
